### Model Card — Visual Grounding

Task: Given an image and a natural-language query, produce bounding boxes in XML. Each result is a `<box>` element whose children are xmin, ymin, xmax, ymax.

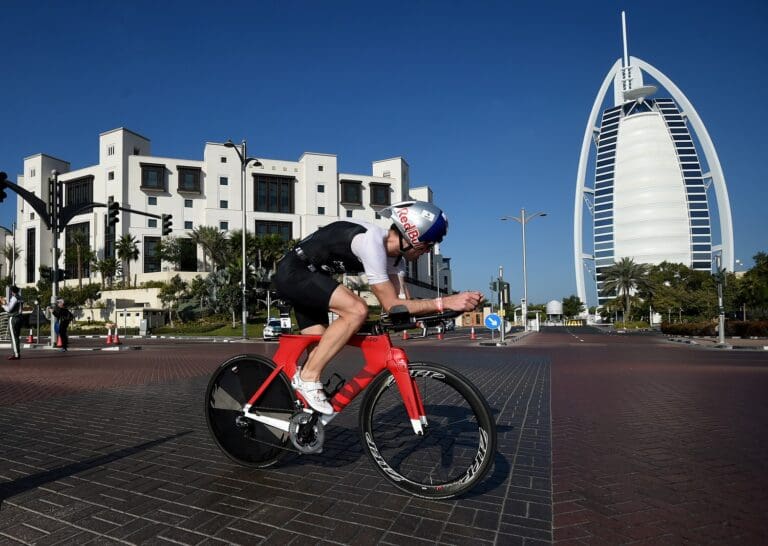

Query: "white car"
<box><xmin>262</xmin><ymin>318</ymin><xmax>283</xmax><ymax>341</ymax></box>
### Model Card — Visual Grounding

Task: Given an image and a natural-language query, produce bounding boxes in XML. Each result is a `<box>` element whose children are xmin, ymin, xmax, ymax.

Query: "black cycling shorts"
<box><xmin>274</xmin><ymin>253</ymin><xmax>339</xmax><ymax>330</ymax></box>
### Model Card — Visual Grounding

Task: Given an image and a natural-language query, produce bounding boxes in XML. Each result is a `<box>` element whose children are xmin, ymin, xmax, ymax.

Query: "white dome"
<box><xmin>546</xmin><ymin>300</ymin><xmax>563</xmax><ymax>315</ymax></box>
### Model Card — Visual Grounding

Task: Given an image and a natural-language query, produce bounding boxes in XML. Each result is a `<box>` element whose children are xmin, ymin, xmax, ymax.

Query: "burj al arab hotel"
<box><xmin>574</xmin><ymin>12</ymin><xmax>734</xmax><ymax>308</ymax></box>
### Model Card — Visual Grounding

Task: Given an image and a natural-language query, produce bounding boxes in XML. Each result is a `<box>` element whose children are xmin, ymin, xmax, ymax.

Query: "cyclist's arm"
<box><xmin>370</xmin><ymin>282</ymin><xmax>482</xmax><ymax>315</ymax></box>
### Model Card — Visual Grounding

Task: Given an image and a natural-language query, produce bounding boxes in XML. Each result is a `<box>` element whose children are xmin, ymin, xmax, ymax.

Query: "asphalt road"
<box><xmin>0</xmin><ymin>327</ymin><xmax>766</xmax><ymax>544</ymax></box>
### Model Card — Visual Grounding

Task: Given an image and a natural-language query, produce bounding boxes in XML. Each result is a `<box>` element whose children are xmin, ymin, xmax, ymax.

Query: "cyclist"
<box><xmin>274</xmin><ymin>200</ymin><xmax>482</xmax><ymax>414</ymax></box>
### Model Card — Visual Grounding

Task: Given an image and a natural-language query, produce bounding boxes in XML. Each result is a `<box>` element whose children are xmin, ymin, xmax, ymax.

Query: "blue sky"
<box><xmin>1</xmin><ymin>0</ymin><xmax>766</xmax><ymax>306</ymax></box>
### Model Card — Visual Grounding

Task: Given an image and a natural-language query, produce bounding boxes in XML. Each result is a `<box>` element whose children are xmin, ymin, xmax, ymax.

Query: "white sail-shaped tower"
<box><xmin>574</xmin><ymin>12</ymin><xmax>734</xmax><ymax>307</ymax></box>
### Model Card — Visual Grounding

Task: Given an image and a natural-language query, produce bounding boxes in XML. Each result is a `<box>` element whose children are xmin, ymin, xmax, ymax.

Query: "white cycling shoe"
<box><xmin>292</xmin><ymin>369</ymin><xmax>334</xmax><ymax>414</ymax></box>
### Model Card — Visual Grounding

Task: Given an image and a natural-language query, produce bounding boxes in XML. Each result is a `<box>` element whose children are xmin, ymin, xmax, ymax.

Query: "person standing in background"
<box><xmin>51</xmin><ymin>298</ymin><xmax>73</xmax><ymax>351</ymax></box>
<box><xmin>2</xmin><ymin>285</ymin><xmax>23</xmax><ymax>360</ymax></box>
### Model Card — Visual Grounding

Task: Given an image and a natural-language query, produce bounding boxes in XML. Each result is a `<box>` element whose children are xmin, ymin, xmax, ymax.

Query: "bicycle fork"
<box><xmin>389</xmin><ymin>348</ymin><xmax>428</xmax><ymax>435</ymax></box>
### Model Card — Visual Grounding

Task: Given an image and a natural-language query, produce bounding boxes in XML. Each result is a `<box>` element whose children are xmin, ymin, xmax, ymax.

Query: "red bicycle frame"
<box><xmin>244</xmin><ymin>333</ymin><xmax>427</xmax><ymax>433</ymax></box>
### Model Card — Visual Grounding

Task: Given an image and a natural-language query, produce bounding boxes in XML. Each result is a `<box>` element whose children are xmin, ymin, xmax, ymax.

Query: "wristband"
<box><xmin>435</xmin><ymin>297</ymin><xmax>444</xmax><ymax>313</ymax></box>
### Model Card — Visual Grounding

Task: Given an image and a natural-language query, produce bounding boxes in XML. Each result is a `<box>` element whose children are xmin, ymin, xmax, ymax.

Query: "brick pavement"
<box><xmin>547</xmin><ymin>327</ymin><xmax>768</xmax><ymax>544</ymax></box>
<box><xmin>0</xmin><ymin>337</ymin><xmax>551</xmax><ymax>544</ymax></box>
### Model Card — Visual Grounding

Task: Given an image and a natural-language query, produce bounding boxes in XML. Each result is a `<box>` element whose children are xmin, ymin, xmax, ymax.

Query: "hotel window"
<box><xmin>177</xmin><ymin>166</ymin><xmax>202</xmax><ymax>193</ymax></box>
<box><xmin>382</xmin><ymin>170</ymin><xmax>391</xmax><ymax>178</ymax></box>
<box><xmin>140</xmin><ymin>163</ymin><xmax>166</xmax><ymax>191</ymax></box>
<box><xmin>107</xmin><ymin>145</ymin><xmax>115</xmax><ymax>156</ymax></box>
<box><xmin>184</xmin><ymin>199</ymin><xmax>193</xmax><ymax>208</ymax></box>
<box><xmin>65</xmin><ymin>176</ymin><xmax>95</xmax><ymax>207</ymax></box>
<box><xmin>318</xmin><ymin>165</ymin><xmax>324</xmax><ymax>172</ymax></box>
<box><xmin>148</xmin><ymin>196</ymin><xmax>157</xmax><ymax>206</ymax></box>
<box><xmin>220</xmin><ymin>221</ymin><xmax>229</xmax><ymax>231</ymax></box>
<box><xmin>108</xmin><ymin>171</ymin><xmax>115</xmax><ymax>181</ymax></box>
<box><xmin>220</xmin><ymin>156</ymin><xmax>227</xmax><ymax>163</ymax></box>
<box><xmin>369</xmin><ymin>183</ymin><xmax>391</xmax><ymax>207</ymax></box>
<box><xmin>255</xmin><ymin>220</ymin><xmax>292</xmax><ymax>240</ymax></box>
<box><xmin>220</xmin><ymin>200</ymin><xmax>228</xmax><ymax>209</ymax></box>
<box><xmin>220</xmin><ymin>176</ymin><xmax>228</xmax><ymax>186</ymax></box>
<box><xmin>148</xmin><ymin>219</ymin><xmax>157</xmax><ymax>228</ymax></box>
<box><xmin>185</xmin><ymin>221</ymin><xmax>193</xmax><ymax>229</ymax></box>
<box><xmin>26</xmin><ymin>228</ymin><xmax>36</xmax><ymax>283</ymax></box>
<box><xmin>318</xmin><ymin>206</ymin><xmax>325</xmax><ymax>215</ymax></box>
<box><xmin>133</xmin><ymin>147</ymin><xmax>141</xmax><ymax>155</ymax></box>
<box><xmin>346</xmin><ymin>210</ymin><xmax>353</xmax><ymax>218</ymax></box>
<box><xmin>30</xmin><ymin>168</ymin><xmax>36</xmax><ymax>177</ymax></box>
<box><xmin>317</xmin><ymin>184</ymin><xmax>325</xmax><ymax>193</ymax></box>
<box><xmin>255</xmin><ymin>175</ymin><xmax>294</xmax><ymax>213</ymax></box>
<box><xmin>144</xmin><ymin>237</ymin><xmax>161</xmax><ymax>273</ymax></box>
<box><xmin>340</xmin><ymin>180</ymin><xmax>362</xmax><ymax>205</ymax></box>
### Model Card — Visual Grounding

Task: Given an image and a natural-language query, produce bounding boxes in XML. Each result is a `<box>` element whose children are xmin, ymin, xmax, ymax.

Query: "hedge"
<box><xmin>661</xmin><ymin>320</ymin><xmax>768</xmax><ymax>337</ymax></box>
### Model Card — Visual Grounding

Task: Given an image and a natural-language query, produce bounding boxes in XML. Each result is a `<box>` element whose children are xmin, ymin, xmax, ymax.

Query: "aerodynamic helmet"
<box><xmin>380</xmin><ymin>200</ymin><xmax>448</xmax><ymax>246</ymax></box>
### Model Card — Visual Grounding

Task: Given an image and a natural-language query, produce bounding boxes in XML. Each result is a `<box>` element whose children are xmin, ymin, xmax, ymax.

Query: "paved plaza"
<box><xmin>0</xmin><ymin>328</ymin><xmax>766</xmax><ymax>544</ymax></box>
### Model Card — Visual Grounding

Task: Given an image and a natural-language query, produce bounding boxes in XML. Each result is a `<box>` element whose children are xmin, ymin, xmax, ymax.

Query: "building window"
<box><xmin>30</xmin><ymin>213</ymin><xmax>35</xmax><ymax>220</ymax></box>
<box><xmin>148</xmin><ymin>219</ymin><xmax>157</xmax><ymax>228</ymax></box>
<box><xmin>65</xmin><ymin>176</ymin><xmax>95</xmax><ymax>208</ymax></box>
<box><xmin>220</xmin><ymin>156</ymin><xmax>227</xmax><ymax>163</ymax></box>
<box><xmin>184</xmin><ymin>221</ymin><xmax>193</xmax><ymax>229</ymax></box>
<box><xmin>340</xmin><ymin>180</ymin><xmax>362</xmax><ymax>205</ymax></box>
<box><xmin>318</xmin><ymin>206</ymin><xmax>325</xmax><ymax>215</ymax></box>
<box><xmin>220</xmin><ymin>221</ymin><xmax>229</xmax><ymax>231</ymax></box>
<box><xmin>220</xmin><ymin>200</ymin><xmax>228</xmax><ymax>209</ymax></box>
<box><xmin>179</xmin><ymin>238</ymin><xmax>196</xmax><ymax>271</ymax></box>
<box><xmin>108</xmin><ymin>171</ymin><xmax>115</xmax><ymax>181</ymax></box>
<box><xmin>64</xmin><ymin>222</ymin><xmax>90</xmax><ymax>280</ymax></box>
<box><xmin>144</xmin><ymin>237</ymin><xmax>161</xmax><ymax>273</ymax></box>
<box><xmin>370</xmin><ymin>183</ymin><xmax>391</xmax><ymax>206</ymax></box>
<box><xmin>255</xmin><ymin>220</ymin><xmax>292</xmax><ymax>240</ymax></box>
<box><xmin>184</xmin><ymin>199</ymin><xmax>193</xmax><ymax>208</ymax></box>
<box><xmin>254</xmin><ymin>175</ymin><xmax>294</xmax><ymax>213</ymax></box>
<box><xmin>220</xmin><ymin>176</ymin><xmax>228</xmax><ymax>186</ymax></box>
<box><xmin>26</xmin><ymin>228</ymin><xmax>36</xmax><ymax>284</ymax></box>
<box><xmin>317</xmin><ymin>184</ymin><xmax>325</xmax><ymax>193</ymax></box>
<box><xmin>382</xmin><ymin>170</ymin><xmax>391</xmax><ymax>178</ymax></box>
<box><xmin>148</xmin><ymin>196</ymin><xmax>157</xmax><ymax>206</ymax></box>
<box><xmin>318</xmin><ymin>165</ymin><xmax>324</xmax><ymax>172</ymax></box>
<box><xmin>177</xmin><ymin>166</ymin><xmax>202</xmax><ymax>193</ymax></box>
<box><xmin>133</xmin><ymin>147</ymin><xmax>140</xmax><ymax>155</ymax></box>
<box><xmin>346</xmin><ymin>210</ymin><xmax>353</xmax><ymax>218</ymax></box>
<box><xmin>107</xmin><ymin>145</ymin><xmax>115</xmax><ymax>156</ymax></box>
<box><xmin>140</xmin><ymin>163</ymin><xmax>166</xmax><ymax>191</ymax></box>
<box><xmin>30</xmin><ymin>168</ymin><xmax>36</xmax><ymax>177</ymax></box>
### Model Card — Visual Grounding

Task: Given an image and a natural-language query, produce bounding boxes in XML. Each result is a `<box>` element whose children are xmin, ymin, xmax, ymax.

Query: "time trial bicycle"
<box><xmin>205</xmin><ymin>306</ymin><xmax>497</xmax><ymax>499</ymax></box>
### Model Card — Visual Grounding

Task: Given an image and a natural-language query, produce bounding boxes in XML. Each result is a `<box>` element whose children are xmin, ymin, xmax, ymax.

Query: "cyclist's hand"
<box><xmin>444</xmin><ymin>291</ymin><xmax>483</xmax><ymax>312</ymax></box>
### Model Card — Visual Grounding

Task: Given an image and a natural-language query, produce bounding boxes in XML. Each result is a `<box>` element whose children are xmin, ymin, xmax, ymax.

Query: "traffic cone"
<box><xmin>113</xmin><ymin>329</ymin><xmax>121</xmax><ymax>345</ymax></box>
<box><xmin>56</xmin><ymin>334</ymin><xmax>63</xmax><ymax>348</ymax></box>
<box><xmin>27</xmin><ymin>329</ymin><xmax>34</xmax><ymax>343</ymax></box>
<box><xmin>106</xmin><ymin>327</ymin><xmax>113</xmax><ymax>345</ymax></box>
<box><xmin>470</xmin><ymin>327</ymin><xmax>477</xmax><ymax>340</ymax></box>
<box><xmin>437</xmin><ymin>330</ymin><xmax>444</xmax><ymax>341</ymax></box>
<box><xmin>402</xmin><ymin>329</ymin><xmax>409</xmax><ymax>340</ymax></box>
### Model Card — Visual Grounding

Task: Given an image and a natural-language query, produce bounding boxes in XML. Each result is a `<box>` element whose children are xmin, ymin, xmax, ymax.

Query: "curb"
<box><xmin>667</xmin><ymin>337</ymin><xmax>768</xmax><ymax>351</ymax></box>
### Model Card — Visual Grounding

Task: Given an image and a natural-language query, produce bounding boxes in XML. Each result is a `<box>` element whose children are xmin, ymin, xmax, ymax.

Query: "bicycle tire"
<box><xmin>359</xmin><ymin>362</ymin><xmax>497</xmax><ymax>499</ymax></box>
<box><xmin>205</xmin><ymin>354</ymin><xmax>295</xmax><ymax>468</ymax></box>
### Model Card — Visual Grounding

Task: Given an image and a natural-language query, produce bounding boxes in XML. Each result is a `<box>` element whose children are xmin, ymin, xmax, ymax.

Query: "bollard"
<box><xmin>402</xmin><ymin>329</ymin><xmax>409</xmax><ymax>340</ymax></box>
<box><xmin>113</xmin><ymin>328</ymin><xmax>122</xmax><ymax>345</ymax></box>
<box><xmin>27</xmin><ymin>329</ymin><xmax>34</xmax><ymax>343</ymax></box>
<box><xmin>106</xmin><ymin>327</ymin><xmax>113</xmax><ymax>345</ymax></box>
<box><xmin>470</xmin><ymin>327</ymin><xmax>477</xmax><ymax>340</ymax></box>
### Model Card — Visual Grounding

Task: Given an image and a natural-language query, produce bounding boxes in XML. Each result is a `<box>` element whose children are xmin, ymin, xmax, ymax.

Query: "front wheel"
<box><xmin>205</xmin><ymin>354</ymin><xmax>295</xmax><ymax>468</ymax></box>
<box><xmin>359</xmin><ymin>362</ymin><xmax>497</xmax><ymax>499</ymax></box>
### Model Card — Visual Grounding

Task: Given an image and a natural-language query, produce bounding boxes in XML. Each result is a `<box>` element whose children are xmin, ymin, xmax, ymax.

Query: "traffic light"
<box><xmin>0</xmin><ymin>172</ymin><xmax>8</xmax><ymax>203</ymax></box>
<box><xmin>54</xmin><ymin>269</ymin><xmax>67</xmax><ymax>282</ymax></box>
<box><xmin>108</xmin><ymin>201</ymin><xmax>120</xmax><ymax>227</ymax></box>
<box><xmin>489</xmin><ymin>281</ymin><xmax>498</xmax><ymax>292</ymax></box>
<box><xmin>161</xmin><ymin>214</ymin><xmax>173</xmax><ymax>236</ymax></box>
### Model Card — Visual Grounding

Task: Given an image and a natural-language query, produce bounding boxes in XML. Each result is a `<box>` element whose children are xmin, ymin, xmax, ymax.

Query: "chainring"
<box><xmin>288</xmin><ymin>411</ymin><xmax>325</xmax><ymax>454</ymax></box>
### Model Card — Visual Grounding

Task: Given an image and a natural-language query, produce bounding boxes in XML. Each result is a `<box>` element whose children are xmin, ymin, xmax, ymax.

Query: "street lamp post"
<box><xmin>501</xmin><ymin>208</ymin><xmax>546</xmax><ymax>331</ymax></box>
<box><xmin>715</xmin><ymin>253</ymin><xmax>726</xmax><ymax>346</ymax></box>
<box><xmin>224</xmin><ymin>139</ymin><xmax>263</xmax><ymax>340</ymax></box>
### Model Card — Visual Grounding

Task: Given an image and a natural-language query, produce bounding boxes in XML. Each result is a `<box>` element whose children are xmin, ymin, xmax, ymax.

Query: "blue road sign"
<box><xmin>484</xmin><ymin>313</ymin><xmax>501</xmax><ymax>330</ymax></box>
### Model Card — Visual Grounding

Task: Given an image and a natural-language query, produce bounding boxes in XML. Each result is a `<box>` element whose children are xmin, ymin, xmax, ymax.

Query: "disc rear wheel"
<box><xmin>205</xmin><ymin>354</ymin><xmax>295</xmax><ymax>468</ymax></box>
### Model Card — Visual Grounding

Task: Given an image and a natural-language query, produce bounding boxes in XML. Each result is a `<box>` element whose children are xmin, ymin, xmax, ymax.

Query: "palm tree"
<box><xmin>601</xmin><ymin>257</ymin><xmax>650</xmax><ymax>321</ymax></box>
<box><xmin>116</xmin><ymin>234</ymin><xmax>140</xmax><ymax>288</ymax></box>
<box><xmin>190</xmin><ymin>226</ymin><xmax>227</xmax><ymax>271</ymax></box>
<box><xmin>67</xmin><ymin>230</ymin><xmax>94</xmax><ymax>289</ymax></box>
<box><xmin>92</xmin><ymin>257</ymin><xmax>120</xmax><ymax>288</ymax></box>
<box><xmin>2</xmin><ymin>243</ymin><xmax>22</xmax><ymax>280</ymax></box>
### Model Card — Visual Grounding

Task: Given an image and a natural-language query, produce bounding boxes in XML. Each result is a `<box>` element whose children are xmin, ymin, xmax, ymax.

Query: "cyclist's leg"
<box><xmin>299</xmin><ymin>285</ymin><xmax>367</xmax><ymax>383</ymax></box>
